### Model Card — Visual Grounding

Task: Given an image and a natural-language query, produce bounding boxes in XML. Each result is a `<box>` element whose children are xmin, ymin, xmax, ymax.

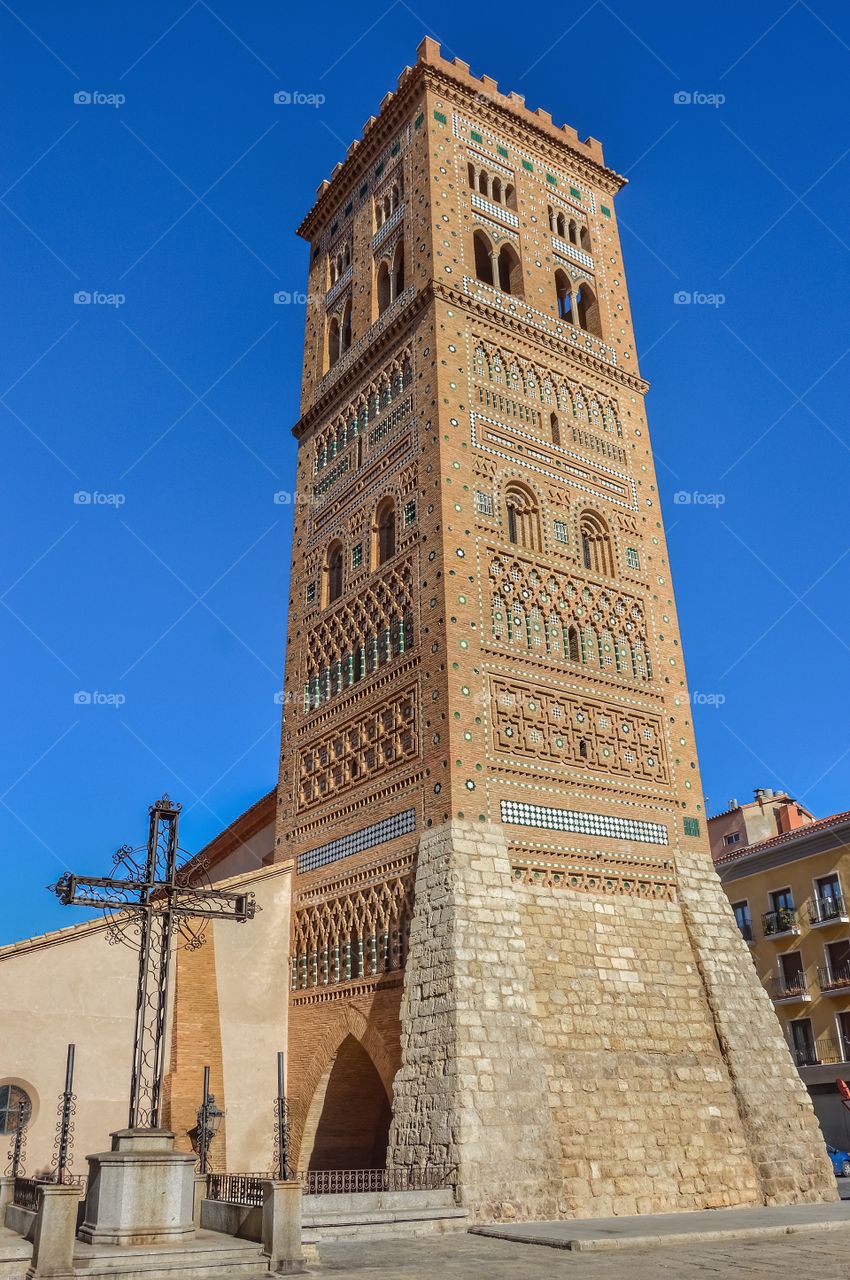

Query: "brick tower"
<box><xmin>275</xmin><ymin>39</ymin><xmax>834</xmax><ymax>1219</ymax></box>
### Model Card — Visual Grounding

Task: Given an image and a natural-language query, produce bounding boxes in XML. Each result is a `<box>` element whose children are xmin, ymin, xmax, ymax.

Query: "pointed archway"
<box><xmin>300</xmin><ymin>1035</ymin><xmax>392</xmax><ymax>1170</ymax></box>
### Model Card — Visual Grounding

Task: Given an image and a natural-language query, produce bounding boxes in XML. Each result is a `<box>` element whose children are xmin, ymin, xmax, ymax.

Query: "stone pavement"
<box><xmin>312</xmin><ymin>1228</ymin><xmax>850</xmax><ymax>1278</ymax></box>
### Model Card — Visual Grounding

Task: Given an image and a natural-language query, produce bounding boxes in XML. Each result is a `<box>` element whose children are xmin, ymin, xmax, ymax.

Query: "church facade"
<box><xmin>273</xmin><ymin>38</ymin><xmax>835</xmax><ymax>1219</ymax></box>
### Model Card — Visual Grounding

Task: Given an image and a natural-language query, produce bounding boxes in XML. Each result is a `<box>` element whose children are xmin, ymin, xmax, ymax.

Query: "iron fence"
<box><xmin>206</xmin><ymin>1173</ymin><xmax>266</xmax><ymax>1207</ymax></box>
<box><xmin>12</xmin><ymin>1177</ymin><xmax>41</xmax><ymax>1211</ymax></box>
<box><xmin>818</xmin><ymin>965</ymin><xmax>850</xmax><ymax>993</ymax></box>
<box><xmin>762</xmin><ymin>908</ymin><xmax>798</xmax><ymax>936</ymax></box>
<box><xmin>768</xmin><ymin>971</ymin><xmax>808</xmax><ymax>1001</ymax></box>
<box><xmin>809</xmin><ymin>894</ymin><xmax>847</xmax><ymax>925</ymax></box>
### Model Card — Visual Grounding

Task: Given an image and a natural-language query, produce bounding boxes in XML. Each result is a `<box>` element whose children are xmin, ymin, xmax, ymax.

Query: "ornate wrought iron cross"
<box><xmin>50</xmin><ymin>795</ymin><xmax>255</xmax><ymax>1130</ymax></box>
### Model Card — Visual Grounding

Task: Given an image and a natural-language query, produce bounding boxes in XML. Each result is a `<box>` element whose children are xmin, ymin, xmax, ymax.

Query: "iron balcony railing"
<box><xmin>818</xmin><ymin>964</ymin><xmax>850</xmax><ymax>993</ymax></box>
<box><xmin>762</xmin><ymin>907</ymin><xmax>799</xmax><ymax>936</ymax></box>
<box><xmin>206</xmin><ymin>1173</ymin><xmax>266</xmax><ymax>1207</ymax></box>
<box><xmin>12</xmin><ymin>1177</ymin><xmax>41</xmax><ymax>1211</ymax></box>
<box><xmin>769</xmin><ymin>971</ymin><xmax>809</xmax><ymax>1001</ymax></box>
<box><xmin>809</xmin><ymin>893</ymin><xmax>848</xmax><ymax>925</ymax></box>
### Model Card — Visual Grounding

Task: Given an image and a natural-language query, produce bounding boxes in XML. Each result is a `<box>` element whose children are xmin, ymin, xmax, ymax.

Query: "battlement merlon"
<box><xmin>296</xmin><ymin>36</ymin><xmax>627</xmax><ymax>243</ymax></box>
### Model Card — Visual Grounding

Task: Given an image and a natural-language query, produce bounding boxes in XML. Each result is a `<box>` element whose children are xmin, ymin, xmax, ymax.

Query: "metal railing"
<box><xmin>300</xmin><ymin>1166</ymin><xmax>455</xmax><ymax>1196</ymax></box>
<box><xmin>818</xmin><ymin>964</ymin><xmax>850</xmax><ymax>993</ymax></box>
<box><xmin>207</xmin><ymin>1165</ymin><xmax>456</xmax><ymax>1204</ymax></box>
<box><xmin>206</xmin><ymin>1173</ymin><xmax>266</xmax><ymax>1207</ymax></box>
<box><xmin>12</xmin><ymin>1177</ymin><xmax>41</xmax><ymax>1211</ymax></box>
<box><xmin>809</xmin><ymin>894</ymin><xmax>848</xmax><ymax>925</ymax></box>
<box><xmin>762</xmin><ymin>907</ymin><xmax>798</xmax><ymax>936</ymax></box>
<box><xmin>769</xmin><ymin>971</ymin><xmax>808</xmax><ymax>1000</ymax></box>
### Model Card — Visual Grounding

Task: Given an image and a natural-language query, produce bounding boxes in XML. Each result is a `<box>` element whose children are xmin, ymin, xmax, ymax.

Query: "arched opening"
<box><xmin>550</xmin><ymin>411</ymin><xmax>561</xmax><ymax>446</ymax></box>
<box><xmin>391</xmin><ymin>240</ymin><xmax>405</xmax><ymax>299</ymax></box>
<box><xmin>554</xmin><ymin>268</ymin><xmax>572</xmax><ymax>322</ymax></box>
<box><xmin>327</xmin><ymin>316</ymin><xmax>340</xmax><ymax>367</ymax></box>
<box><xmin>340</xmin><ymin>300</ymin><xmax>352</xmax><ymax>355</ymax></box>
<box><xmin>504</xmin><ymin>482</ymin><xmax>541</xmax><ymax>551</ymax></box>
<box><xmin>467</xmin><ymin>161</ymin><xmax>476</xmax><ymax>189</ymax></box>
<box><xmin>0</xmin><ymin>1084</ymin><xmax>33</xmax><ymax>1135</ymax></box>
<box><xmin>577</xmin><ymin>283</ymin><xmax>602</xmax><ymax>336</ymax></box>
<box><xmin>376</xmin><ymin>262</ymin><xmax>391</xmax><ymax>315</ymax></box>
<box><xmin>547</xmin><ymin>205</ymin><xmax>555</xmax><ymax>232</ymax></box>
<box><xmin>478</xmin><ymin>169</ymin><xmax>489</xmax><ymax>195</ymax></box>
<box><xmin>505</xmin><ymin>184</ymin><xmax>516</xmax><ymax>210</ymax></box>
<box><xmin>567</xmin><ymin>624</ymin><xmax>580</xmax><ymax>662</ymax></box>
<box><xmin>556</xmin><ymin>211</ymin><xmax>566</xmax><ymax>238</ymax></box>
<box><xmin>498</xmin><ymin>243</ymin><xmax>522</xmax><ymax>295</ymax></box>
<box><xmin>301</xmin><ymin>1036</ymin><xmax>392</xmax><ymax>1172</ymax></box>
<box><xmin>473</xmin><ymin>230</ymin><xmax>494</xmax><ymax>286</ymax></box>
<box><xmin>579</xmin><ymin>509</ymin><xmax>615</xmax><ymax>576</ymax></box>
<box><xmin>324</xmin><ymin>540</ymin><xmax>344</xmax><ymax>606</ymax></box>
<box><xmin>568</xmin><ymin>219</ymin><xmax>578</xmax><ymax>245</ymax></box>
<box><xmin>580</xmin><ymin>225</ymin><xmax>591</xmax><ymax>252</ymax></box>
<box><xmin>373</xmin><ymin>496</ymin><xmax>396</xmax><ymax>567</ymax></box>
<box><xmin>491</xmin><ymin>176</ymin><xmax>502</xmax><ymax>204</ymax></box>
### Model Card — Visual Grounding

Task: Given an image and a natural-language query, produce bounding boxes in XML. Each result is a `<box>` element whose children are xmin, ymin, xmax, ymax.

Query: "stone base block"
<box><xmin>79</xmin><ymin>1130</ymin><xmax>196</xmax><ymax>1247</ymax></box>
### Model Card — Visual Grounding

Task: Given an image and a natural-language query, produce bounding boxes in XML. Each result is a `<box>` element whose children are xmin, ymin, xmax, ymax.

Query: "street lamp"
<box><xmin>196</xmin><ymin>1066</ymin><xmax>223</xmax><ymax>1175</ymax></box>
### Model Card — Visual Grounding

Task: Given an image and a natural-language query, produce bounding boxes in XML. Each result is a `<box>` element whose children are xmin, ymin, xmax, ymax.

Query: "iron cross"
<box><xmin>50</xmin><ymin>795</ymin><xmax>255</xmax><ymax>1130</ymax></box>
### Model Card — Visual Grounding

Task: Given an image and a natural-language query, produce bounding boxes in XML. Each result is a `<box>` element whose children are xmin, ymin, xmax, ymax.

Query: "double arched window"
<box><xmin>553</xmin><ymin>268</ymin><xmax>601</xmax><ymax>337</ymax></box>
<box><xmin>327</xmin><ymin>299</ymin><xmax>352</xmax><ymax>368</ymax></box>
<box><xmin>467</xmin><ymin>164</ymin><xmax>516</xmax><ymax>210</ymax></box>
<box><xmin>375</xmin><ymin>178</ymin><xmax>403</xmax><ymax>229</ymax></box>
<box><xmin>579</xmin><ymin>510</ymin><xmax>615</xmax><ymax>577</ymax></box>
<box><xmin>473</xmin><ymin>230</ymin><xmax>523</xmax><ymax>297</ymax></box>
<box><xmin>373</xmin><ymin>496</ymin><xmax>396</xmax><ymax>567</ymax></box>
<box><xmin>504</xmin><ymin>482</ymin><xmax>541</xmax><ymax>551</ymax></box>
<box><xmin>376</xmin><ymin>241</ymin><xmax>405</xmax><ymax>316</ymax></box>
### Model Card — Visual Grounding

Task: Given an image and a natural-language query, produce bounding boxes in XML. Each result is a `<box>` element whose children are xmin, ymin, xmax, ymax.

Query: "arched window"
<box><xmin>392</xmin><ymin>240</ymin><xmax>405</xmax><ymax>299</ymax></box>
<box><xmin>328</xmin><ymin>316</ymin><xmax>340</xmax><ymax>367</ymax></box>
<box><xmin>473</xmin><ymin>230</ymin><xmax>495</xmax><ymax>286</ymax></box>
<box><xmin>373</xmin><ymin>496</ymin><xmax>396</xmax><ymax>567</ymax></box>
<box><xmin>504</xmin><ymin>482</ymin><xmax>541</xmax><ymax>551</ymax></box>
<box><xmin>550</xmin><ymin>411</ymin><xmax>561</xmax><ymax>446</ymax></box>
<box><xmin>340</xmin><ymin>300</ymin><xmax>352</xmax><ymax>355</ymax></box>
<box><xmin>497</xmin><ymin>243</ymin><xmax>522</xmax><ymax>296</ymax></box>
<box><xmin>577</xmin><ymin>284</ymin><xmax>602</xmax><ymax>336</ymax></box>
<box><xmin>491</xmin><ymin>176</ymin><xmax>502</xmax><ymax>204</ymax></box>
<box><xmin>391</xmin><ymin>183</ymin><xmax>400</xmax><ymax>213</ymax></box>
<box><xmin>376</xmin><ymin>262</ymin><xmax>391</xmax><ymax>315</ymax></box>
<box><xmin>567</xmin><ymin>624</ymin><xmax>580</xmax><ymax>662</ymax></box>
<box><xmin>0</xmin><ymin>1084</ymin><xmax>32</xmax><ymax>1135</ymax></box>
<box><xmin>579</xmin><ymin>510</ymin><xmax>615</xmax><ymax>577</ymax></box>
<box><xmin>478</xmin><ymin>169</ymin><xmax>489</xmax><ymax>195</ymax></box>
<box><xmin>568</xmin><ymin>219</ymin><xmax>578</xmax><ymax>245</ymax></box>
<box><xmin>324</xmin><ymin>540</ymin><xmax>344</xmax><ymax>606</ymax></box>
<box><xmin>547</xmin><ymin>205</ymin><xmax>555</xmax><ymax>232</ymax></box>
<box><xmin>580</xmin><ymin>225</ymin><xmax>591</xmax><ymax>252</ymax></box>
<box><xmin>556</xmin><ymin>211</ymin><xmax>566</xmax><ymax>238</ymax></box>
<box><xmin>467</xmin><ymin>161</ymin><xmax>476</xmax><ymax>189</ymax></box>
<box><xmin>555</xmin><ymin>268</ymin><xmax>572</xmax><ymax>321</ymax></box>
<box><xmin>505</xmin><ymin>184</ymin><xmax>516</xmax><ymax>211</ymax></box>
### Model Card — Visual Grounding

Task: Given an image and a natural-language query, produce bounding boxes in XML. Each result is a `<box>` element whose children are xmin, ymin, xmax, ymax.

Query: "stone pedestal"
<box><xmin>262</xmin><ymin>1181</ymin><xmax>305</xmax><ymax>1274</ymax></box>
<box><xmin>27</xmin><ymin>1183</ymin><xmax>79</xmax><ymax>1280</ymax></box>
<box><xmin>79</xmin><ymin>1129</ymin><xmax>196</xmax><ymax>1247</ymax></box>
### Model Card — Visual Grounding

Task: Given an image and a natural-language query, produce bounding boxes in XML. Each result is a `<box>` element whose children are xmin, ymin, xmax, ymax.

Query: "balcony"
<box><xmin>769</xmin><ymin>972</ymin><xmax>810</xmax><ymax>1004</ymax></box>
<box><xmin>762</xmin><ymin>908</ymin><xmax>799</xmax><ymax>938</ymax></box>
<box><xmin>818</xmin><ymin>964</ymin><xmax>850</xmax><ymax>995</ymax></box>
<box><xmin>809</xmin><ymin>894</ymin><xmax>849</xmax><ymax>927</ymax></box>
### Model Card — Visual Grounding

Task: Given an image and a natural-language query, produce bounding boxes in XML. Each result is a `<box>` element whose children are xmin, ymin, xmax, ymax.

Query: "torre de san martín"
<box><xmin>273</xmin><ymin>39</ymin><xmax>835</xmax><ymax>1220</ymax></box>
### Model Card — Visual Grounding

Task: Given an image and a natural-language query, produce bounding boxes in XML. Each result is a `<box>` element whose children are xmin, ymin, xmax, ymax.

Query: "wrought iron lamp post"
<box><xmin>196</xmin><ymin>1066</ymin><xmax>223</xmax><ymax>1175</ymax></box>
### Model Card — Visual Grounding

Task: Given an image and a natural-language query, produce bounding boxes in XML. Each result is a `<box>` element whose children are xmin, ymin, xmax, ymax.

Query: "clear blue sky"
<box><xmin>2</xmin><ymin>1</ymin><xmax>849</xmax><ymax>945</ymax></box>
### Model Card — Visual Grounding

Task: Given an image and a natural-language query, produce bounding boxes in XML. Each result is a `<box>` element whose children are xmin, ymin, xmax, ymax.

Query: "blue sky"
<box><xmin>2</xmin><ymin>0</ymin><xmax>849</xmax><ymax>945</ymax></box>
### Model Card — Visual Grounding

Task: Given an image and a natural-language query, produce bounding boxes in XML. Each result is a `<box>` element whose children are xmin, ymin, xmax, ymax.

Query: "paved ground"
<box><xmin>315</xmin><ymin>1229</ymin><xmax>850</xmax><ymax>1278</ymax></box>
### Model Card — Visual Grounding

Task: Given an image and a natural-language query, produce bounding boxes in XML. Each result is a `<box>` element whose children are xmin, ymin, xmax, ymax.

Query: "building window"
<box><xmin>351</xmin><ymin>544</ymin><xmax>363</xmax><ymax>569</ymax></box>
<box><xmin>683</xmin><ymin>816</ymin><xmax>700</xmax><ymax>837</ymax></box>
<box><xmin>504</xmin><ymin>482</ymin><xmax>541</xmax><ymax>551</ymax></box>
<box><xmin>813</xmin><ymin>873</ymin><xmax>845</xmax><ymax>923</ymax></box>
<box><xmin>474</xmin><ymin>491</ymin><xmax>493</xmax><ymax>516</ymax></box>
<box><xmin>374</xmin><ymin>496</ymin><xmax>396</xmax><ymax>567</ymax></box>
<box><xmin>324</xmin><ymin>540</ymin><xmax>344</xmax><ymax>606</ymax></box>
<box><xmin>724</xmin><ymin>832</ymin><xmax>741</xmax><ymax>846</ymax></box>
<box><xmin>473</xmin><ymin>229</ymin><xmax>495</xmax><ymax>287</ymax></box>
<box><xmin>554</xmin><ymin>268</ymin><xmax>572</xmax><ymax>321</ymax></box>
<box><xmin>732</xmin><ymin>900</ymin><xmax>752</xmax><ymax>942</ymax></box>
<box><xmin>553</xmin><ymin>520</ymin><xmax>569</xmax><ymax>544</ymax></box>
<box><xmin>497</xmin><ymin>243</ymin><xmax>522</xmax><ymax>296</ymax></box>
<box><xmin>403</xmin><ymin>500</ymin><xmax>416</xmax><ymax>527</ymax></box>
<box><xmin>788</xmin><ymin>1019</ymin><xmax>817</xmax><ymax>1067</ymax></box>
<box><xmin>0</xmin><ymin>1085</ymin><xmax>32</xmax><ymax>1135</ymax></box>
<box><xmin>305</xmin><ymin>582</ymin><xmax>317</xmax><ymax>605</ymax></box>
<box><xmin>625</xmin><ymin>546</ymin><xmax>640</xmax><ymax>570</ymax></box>
<box><xmin>579</xmin><ymin>509</ymin><xmax>615</xmax><ymax>576</ymax></box>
